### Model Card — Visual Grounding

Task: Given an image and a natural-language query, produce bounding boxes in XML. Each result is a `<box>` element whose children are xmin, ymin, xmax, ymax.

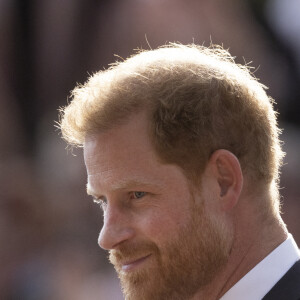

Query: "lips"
<box><xmin>121</xmin><ymin>254</ymin><xmax>152</xmax><ymax>272</ymax></box>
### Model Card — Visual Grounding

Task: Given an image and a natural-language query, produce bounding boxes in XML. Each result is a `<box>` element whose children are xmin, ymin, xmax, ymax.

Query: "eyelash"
<box><xmin>131</xmin><ymin>191</ymin><xmax>146</xmax><ymax>199</ymax></box>
<box><xmin>93</xmin><ymin>191</ymin><xmax>146</xmax><ymax>209</ymax></box>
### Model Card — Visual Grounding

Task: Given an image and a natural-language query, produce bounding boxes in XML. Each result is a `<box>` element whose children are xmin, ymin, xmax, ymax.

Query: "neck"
<box><xmin>192</xmin><ymin>197</ymin><xmax>288</xmax><ymax>300</ymax></box>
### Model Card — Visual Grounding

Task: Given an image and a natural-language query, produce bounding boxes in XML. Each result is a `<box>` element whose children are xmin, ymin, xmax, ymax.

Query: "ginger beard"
<box><xmin>109</xmin><ymin>194</ymin><xmax>233</xmax><ymax>300</ymax></box>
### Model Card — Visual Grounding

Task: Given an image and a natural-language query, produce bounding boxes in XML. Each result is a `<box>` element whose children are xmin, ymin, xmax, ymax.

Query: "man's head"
<box><xmin>59</xmin><ymin>43</ymin><xmax>285</xmax><ymax>299</ymax></box>
<box><xmin>60</xmin><ymin>43</ymin><xmax>284</xmax><ymax>215</ymax></box>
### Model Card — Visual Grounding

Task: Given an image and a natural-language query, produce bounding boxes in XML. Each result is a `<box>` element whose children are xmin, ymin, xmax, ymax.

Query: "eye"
<box><xmin>132</xmin><ymin>191</ymin><xmax>146</xmax><ymax>199</ymax></box>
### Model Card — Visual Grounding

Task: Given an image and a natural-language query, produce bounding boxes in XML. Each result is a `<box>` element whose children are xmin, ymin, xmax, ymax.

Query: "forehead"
<box><xmin>84</xmin><ymin>112</ymin><xmax>156</xmax><ymax>172</ymax></box>
<box><xmin>83</xmin><ymin>112</ymin><xmax>191</xmax><ymax>197</ymax></box>
<box><xmin>84</xmin><ymin>113</ymin><xmax>157</xmax><ymax>189</ymax></box>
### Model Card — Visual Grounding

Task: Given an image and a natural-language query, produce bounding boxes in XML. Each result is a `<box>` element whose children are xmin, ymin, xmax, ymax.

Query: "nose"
<box><xmin>98</xmin><ymin>204</ymin><xmax>134</xmax><ymax>250</ymax></box>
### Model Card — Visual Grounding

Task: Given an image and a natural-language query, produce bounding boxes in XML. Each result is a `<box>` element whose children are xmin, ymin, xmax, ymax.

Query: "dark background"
<box><xmin>1</xmin><ymin>0</ymin><xmax>299</xmax><ymax>299</ymax></box>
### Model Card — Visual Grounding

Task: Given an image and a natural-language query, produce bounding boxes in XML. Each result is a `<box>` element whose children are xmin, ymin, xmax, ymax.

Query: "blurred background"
<box><xmin>0</xmin><ymin>0</ymin><xmax>299</xmax><ymax>299</ymax></box>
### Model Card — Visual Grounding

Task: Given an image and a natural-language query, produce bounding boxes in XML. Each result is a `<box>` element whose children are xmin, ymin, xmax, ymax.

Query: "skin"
<box><xmin>84</xmin><ymin>112</ymin><xmax>288</xmax><ymax>300</ymax></box>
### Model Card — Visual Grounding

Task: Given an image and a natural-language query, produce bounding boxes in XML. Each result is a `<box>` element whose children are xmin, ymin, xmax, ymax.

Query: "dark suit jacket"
<box><xmin>262</xmin><ymin>260</ymin><xmax>300</xmax><ymax>300</ymax></box>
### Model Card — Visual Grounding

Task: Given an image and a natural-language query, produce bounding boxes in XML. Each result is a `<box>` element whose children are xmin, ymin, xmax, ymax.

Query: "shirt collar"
<box><xmin>220</xmin><ymin>234</ymin><xmax>300</xmax><ymax>300</ymax></box>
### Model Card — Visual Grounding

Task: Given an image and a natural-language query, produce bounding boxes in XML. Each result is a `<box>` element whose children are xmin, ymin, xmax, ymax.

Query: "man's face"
<box><xmin>84</xmin><ymin>113</ymin><xmax>232</xmax><ymax>300</ymax></box>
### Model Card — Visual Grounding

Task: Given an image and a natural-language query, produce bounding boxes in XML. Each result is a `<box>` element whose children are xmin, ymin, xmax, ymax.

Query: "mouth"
<box><xmin>121</xmin><ymin>254</ymin><xmax>152</xmax><ymax>272</ymax></box>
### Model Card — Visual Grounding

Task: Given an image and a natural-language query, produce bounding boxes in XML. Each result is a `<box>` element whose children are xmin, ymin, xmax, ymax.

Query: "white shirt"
<box><xmin>220</xmin><ymin>234</ymin><xmax>300</xmax><ymax>300</ymax></box>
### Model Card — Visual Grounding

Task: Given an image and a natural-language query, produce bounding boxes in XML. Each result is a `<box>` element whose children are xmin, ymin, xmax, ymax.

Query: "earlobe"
<box><xmin>209</xmin><ymin>149</ymin><xmax>243</xmax><ymax>211</ymax></box>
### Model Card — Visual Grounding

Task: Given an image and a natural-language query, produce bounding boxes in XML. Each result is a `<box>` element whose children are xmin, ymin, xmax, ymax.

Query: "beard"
<box><xmin>109</xmin><ymin>195</ymin><xmax>233</xmax><ymax>300</ymax></box>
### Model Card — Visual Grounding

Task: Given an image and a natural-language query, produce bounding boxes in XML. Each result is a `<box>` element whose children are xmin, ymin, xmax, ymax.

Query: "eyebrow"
<box><xmin>86</xmin><ymin>179</ymin><xmax>163</xmax><ymax>198</ymax></box>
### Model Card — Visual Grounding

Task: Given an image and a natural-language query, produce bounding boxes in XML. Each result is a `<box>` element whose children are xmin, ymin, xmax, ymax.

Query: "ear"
<box><xmin>208</xmin><ymin>149</ymin><xmax>243</xmax><ymax>211</ymax></box>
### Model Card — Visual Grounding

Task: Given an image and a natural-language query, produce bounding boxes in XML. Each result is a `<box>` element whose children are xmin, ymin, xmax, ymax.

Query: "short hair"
<box><xmin>59</xmin><ymin>43</ymin><xmax>284</xmax><ymax>205</ymax></box>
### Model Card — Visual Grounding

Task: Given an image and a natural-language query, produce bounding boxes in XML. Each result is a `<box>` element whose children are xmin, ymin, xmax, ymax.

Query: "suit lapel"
<box><xmin>262</xmin><ymin>260</ymin><xmax>300</xmax><ymax>300</ymax></box>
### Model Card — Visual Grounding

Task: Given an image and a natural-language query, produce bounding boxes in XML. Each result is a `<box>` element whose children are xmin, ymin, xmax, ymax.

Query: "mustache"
<box><xmin>109</xmin><ymin>240</ymin><xmax>159</xmax><ymax>268</ymax></box>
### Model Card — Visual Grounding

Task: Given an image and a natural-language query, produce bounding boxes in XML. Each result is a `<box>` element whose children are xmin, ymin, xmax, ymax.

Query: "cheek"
<box><xmin>136</xmin><ymin>205</ymin><xmax>191</xmax><ymax>242</ymax></box>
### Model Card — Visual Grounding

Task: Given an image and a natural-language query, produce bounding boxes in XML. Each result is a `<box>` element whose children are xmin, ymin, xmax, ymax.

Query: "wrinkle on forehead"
<box><xmin>86</xmin><ymin>160</ymin><xmax>182</xmax><ymax>195</ymax></box>
<box><xmin>85</xmin><ymin>148</ymin><xmax>157</xmax><ymax>176</ymax></box>
<box><xmin>84</xmin><ymin>126</ymin><xmax>157</xmax><ymax>177</ymax></box>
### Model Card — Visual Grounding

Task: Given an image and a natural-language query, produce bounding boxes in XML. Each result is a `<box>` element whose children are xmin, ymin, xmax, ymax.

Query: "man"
<box><xmin>59</xmin><ymin>44</ymin><xmax>300</xmax><ymax>300</ymax></box>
